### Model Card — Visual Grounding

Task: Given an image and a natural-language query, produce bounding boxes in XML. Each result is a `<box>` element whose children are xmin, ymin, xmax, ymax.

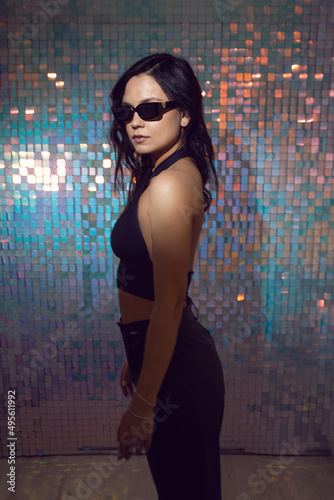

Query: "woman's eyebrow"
<box><xmin>121</xmin><ymin>97</ymin><xmax>164</xmax><ymax>106</ymax></box>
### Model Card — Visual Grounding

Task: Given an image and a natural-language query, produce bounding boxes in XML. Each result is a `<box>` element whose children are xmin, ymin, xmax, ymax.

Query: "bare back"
<box><xmin>118</xmin><ymin>157</ymin><xmax>204</xmax><ymax>323</ymax></box>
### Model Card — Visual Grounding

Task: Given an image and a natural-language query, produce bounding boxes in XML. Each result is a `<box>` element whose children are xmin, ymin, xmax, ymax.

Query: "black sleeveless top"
<box><xmin>110</xmin><ymin>147</ymin><xmax>193</xmax><ymax>300</ymax></box>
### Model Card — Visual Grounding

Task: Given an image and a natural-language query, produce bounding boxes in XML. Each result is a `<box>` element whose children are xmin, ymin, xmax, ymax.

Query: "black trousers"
<box><xmin>117</xmin><ymin>298</ymin><xmax>225</xmax><ymax>500</ymax></box>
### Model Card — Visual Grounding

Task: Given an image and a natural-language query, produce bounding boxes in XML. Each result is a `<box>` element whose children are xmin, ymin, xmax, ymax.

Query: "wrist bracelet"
<box><xmin>129</xmin><ymin>409</ymin><xmax>154</xmax><ymax>420</ymax></box>
<box><xmin>133</xmin><ymin>389</ymin><xmax>156</xmax><ymax>408</ymax></box>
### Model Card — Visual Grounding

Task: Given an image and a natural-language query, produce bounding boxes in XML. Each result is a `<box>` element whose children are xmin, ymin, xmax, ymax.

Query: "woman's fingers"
<box><xmin>118</xmin><ymin>430</ymin><xmax>152</xmax><ymax>458</ymax></box>
<box><xmin>119</xmin><ymin>361</ymin><xmax>134</xmax><ymax>397</ymax></box>
<box><xmin>121</xmin><ymin>380</ymin><xmax>129</xmax><ymax>397</ymax></box>
<box><xmin>121</xmin><ymin>379</ymin><xmax>134</xmax><ymax>397</ymax></box>
<box><xmin>117</xmin><ymin>432</ymin><xmax>135</xmax><ymax>460</ymax></box>
<box><xmin>117</xmin><ymin>409</ymin><xmax>154</xmax><ymax>459</ymax></box>
<box><xmin>128</xmin><ymin>382</ymin><xmax>134</xmax><ymax>395</ymax></box>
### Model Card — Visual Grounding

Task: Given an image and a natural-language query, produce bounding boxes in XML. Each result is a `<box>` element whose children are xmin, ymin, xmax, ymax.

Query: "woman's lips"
<box><xmin>133</xmin><ymin>136</ymin><xmax>148</xmax><ymax>143</ymax></box>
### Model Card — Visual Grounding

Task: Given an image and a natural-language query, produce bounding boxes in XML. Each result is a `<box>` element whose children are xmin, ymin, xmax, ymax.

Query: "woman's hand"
<box><xmin>119</xmin><ymin>360</ymin><xmax>134</xmax><ymax>397</ymax></box>
<box><xmin>117</xmin><ymin>408</ymin><xmax>154</xmax><ymax>460</ymax></box>
<box><xmin>118</xmin><ymin>361</ymin><xmax>154</xmax><ymax>459</ymax></box>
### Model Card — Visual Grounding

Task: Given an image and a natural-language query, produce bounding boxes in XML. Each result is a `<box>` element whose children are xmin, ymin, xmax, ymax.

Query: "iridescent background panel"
<box><xmin>0</xmin><ymin>0</ymin><xmax>333</xmax><ymax>456</ymax></box>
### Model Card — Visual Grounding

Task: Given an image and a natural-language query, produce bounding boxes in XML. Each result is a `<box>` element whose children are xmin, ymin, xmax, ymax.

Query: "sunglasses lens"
<box><xmin>137</xmin><ymin>103</ymin><xmax>159</xmax><ymax>120</ymax></box>
<box><xmin>112</xmin><ymin>102</ymin><xmax>172</xmax><ymax>122</ymax></box>
<box><xmin>112</xmin><ymin>106</ymin><xmax>132</xmax><ymax>122</ymax></box>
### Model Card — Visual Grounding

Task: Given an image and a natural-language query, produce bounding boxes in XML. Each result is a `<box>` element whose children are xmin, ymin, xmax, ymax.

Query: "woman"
<box><xmin>110</xmin><ymin>53</ymin><xmax>225</xmax><ymax>500</ymax></box>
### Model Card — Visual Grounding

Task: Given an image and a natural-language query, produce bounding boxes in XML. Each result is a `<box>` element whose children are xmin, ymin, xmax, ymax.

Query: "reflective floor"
<box><xmin>0</xmin><ymin>453</ymin><xmax>333</xmax><ymax>500</ymax></box>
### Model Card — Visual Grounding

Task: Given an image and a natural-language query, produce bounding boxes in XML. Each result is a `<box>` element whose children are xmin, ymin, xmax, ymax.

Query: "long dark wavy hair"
<box><xmin>109</xmin><ymin>53</ymin><xmax>217</xmax><ymax>210</ymax></box>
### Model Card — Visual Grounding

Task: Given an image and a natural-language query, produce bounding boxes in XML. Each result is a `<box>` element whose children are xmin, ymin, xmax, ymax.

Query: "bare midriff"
<box><xmin>118</xmin><ymin>289</ymin><xmax>188</xmax><ymax>324</ymax></box>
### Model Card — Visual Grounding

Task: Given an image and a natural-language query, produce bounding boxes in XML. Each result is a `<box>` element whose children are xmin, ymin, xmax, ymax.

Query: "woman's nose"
<box><xmin>130</xmin><ymin>111</ymin><xmax>144</xmax><ymax>127</ymax></box>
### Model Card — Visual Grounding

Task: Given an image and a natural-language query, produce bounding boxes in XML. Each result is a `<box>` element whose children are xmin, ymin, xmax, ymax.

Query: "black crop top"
<box><xmin>110</xmin><ymin>147</ymin><xmax>193</xmax><ymax>300</ymax></box>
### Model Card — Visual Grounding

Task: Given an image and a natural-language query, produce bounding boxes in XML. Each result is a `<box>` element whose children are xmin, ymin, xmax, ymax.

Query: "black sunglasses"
<box><xmin>112</xmin><ymin>101</ymin><xmax>177</xmax><ymax>123</ymax></box>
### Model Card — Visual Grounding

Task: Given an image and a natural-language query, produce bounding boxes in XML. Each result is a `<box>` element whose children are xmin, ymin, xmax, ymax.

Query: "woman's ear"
<box><xmin>181</xmin><ymin>112</ymin><xmax>190</xmax><ymax>128</ymax></box>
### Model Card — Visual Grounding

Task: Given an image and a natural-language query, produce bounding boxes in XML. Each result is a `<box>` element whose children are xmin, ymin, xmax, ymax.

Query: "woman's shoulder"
<box><xmin>147</xmin><ymin>157</ymin><xmax>204</xmax><ymax>217</ymax></box>
<box><xmin>150</xmin><ymin>156</ymin><xmax>202</xmax><ymax>193</ymax></box>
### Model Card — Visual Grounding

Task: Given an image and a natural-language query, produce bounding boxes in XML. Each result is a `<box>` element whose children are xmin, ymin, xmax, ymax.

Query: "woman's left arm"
<box><xmin>134</xmin><ymin>171</ymin><xmax>196</xmax><ymax>405</ymax></box>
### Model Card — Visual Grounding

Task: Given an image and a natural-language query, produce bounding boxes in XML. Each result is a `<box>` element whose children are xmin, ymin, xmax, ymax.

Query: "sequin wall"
<box><xmin>0</xmin><ymin>0</ymin><xmax>333</xmax><ymax>458</ymax></box>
